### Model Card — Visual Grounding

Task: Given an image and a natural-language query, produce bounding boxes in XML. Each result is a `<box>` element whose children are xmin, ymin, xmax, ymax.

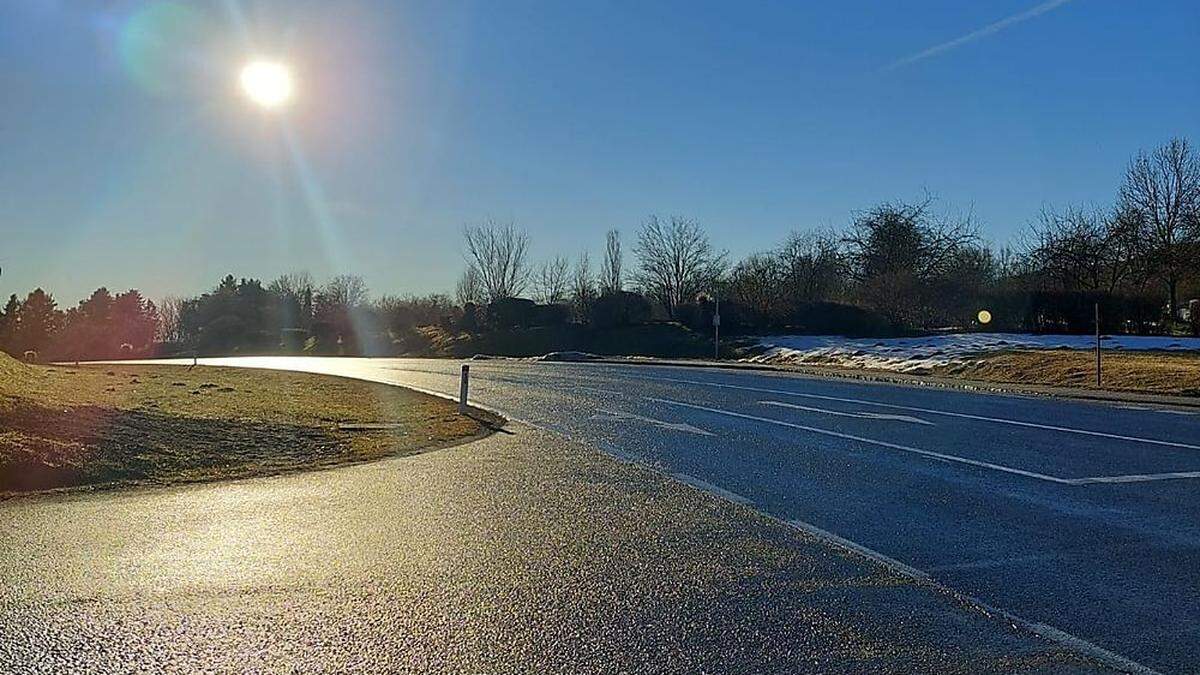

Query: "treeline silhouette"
<box><xmin>1</xmin><ymin>137</ymin><xmax>1196</xmax><ymax>362</ymax></box>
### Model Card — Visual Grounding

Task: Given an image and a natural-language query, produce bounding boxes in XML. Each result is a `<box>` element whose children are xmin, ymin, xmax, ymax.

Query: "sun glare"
<box><xmin>239</xmin><ymin>60</ymin><xmax>294</xmax><ymax>109</ymax></box>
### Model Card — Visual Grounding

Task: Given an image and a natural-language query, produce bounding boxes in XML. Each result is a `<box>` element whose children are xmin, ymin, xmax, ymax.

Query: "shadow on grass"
<box><xmin>0</xmin><ymin>400</ymin><xmax>342</xmax><ymax>494</ymax></box>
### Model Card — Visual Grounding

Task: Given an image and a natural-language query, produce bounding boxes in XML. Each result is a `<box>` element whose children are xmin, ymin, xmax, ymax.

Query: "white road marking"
<box><xmin>1070</xmin><ymin>471</ymin><xmax>1200</xmax><ymax>485</ymax></box>
<box><xmin>761</xmin><ymin>400</ymin><xmax>934</xmax><ymax>425</ymax></box>
<box><xmin>593</xmin><ymin>409</ymin><xmax>715</xmax><ymax>436</ymax></box>
<box><xmin>784</xmin><ymin>520</ymin><xmax>1155</xmax><ymax>673</ymax></box>
<box><xmin>650</xmin><ymin>395</ymin><xmax>1200</xmax><ymax>485</ymax></box>
<box><xmin>646</xmin><ymin>395</ymin><xmax>1075</xmax><ymax>483</ymax></box>
<box><xmin>114</xmin><ymin>358</ymin><xmax>1200</xmax><ymax>485</ymax></box>
<box><xmin>636</xmin><ymin>374</ymin><xmax>1200</xmax><ymax>452</ymax></box>
<box><xmin>672</xmin><ymin>473</ymin><xmax>753</xmax><ymax>505</ymax></box>
<box><xmin>787</xmin><ymin>520</ymin><xmax>929</xmax><ymax>580</ymax></box>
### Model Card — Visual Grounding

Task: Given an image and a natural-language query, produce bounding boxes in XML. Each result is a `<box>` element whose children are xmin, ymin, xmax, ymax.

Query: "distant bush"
<box><xmin>592</xmin><ymin>291</ymin><xmax>651</xmax><ymax>328</ymax></box>
<box><xmin>783</xmin><ymin>301</ymin><xmax>894</xmax><ymax>337</ymax></box>
<box><xmin>486</xmin><ymin>297</ymin><xmax>538</xmax><ymax>329</ymax></box>
<box><xmin>981</xmin><ymin>290</ymin><xmax>1162</xmax><ymax>334</ymax></box>
<box><xmin>534</xmin><ymin>303</ymin><xmax>570</xmax><ymax>326</ymax></box>
<box><xmin>391</xmin><ymin>326</ymin><xmax>433</xmax><ymax>355</ymax></box>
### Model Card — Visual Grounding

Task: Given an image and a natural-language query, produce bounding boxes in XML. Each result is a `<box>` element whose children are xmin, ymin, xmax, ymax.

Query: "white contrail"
<box><xmin>882</xmin><ymin>0</ymin><xmax>1075</xmax><ymax>72</ymax></box>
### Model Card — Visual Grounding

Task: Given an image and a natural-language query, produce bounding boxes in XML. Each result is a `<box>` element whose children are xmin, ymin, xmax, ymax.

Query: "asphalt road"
<box><xmin>1</xmin><ymin>380</ymin><xmax>1110</xmax><ymax>674</ymax></box>
<box><xmin>154</xmin><ymin>356</ymin><xmax>1200</xmax><ymax>673</ymax></box>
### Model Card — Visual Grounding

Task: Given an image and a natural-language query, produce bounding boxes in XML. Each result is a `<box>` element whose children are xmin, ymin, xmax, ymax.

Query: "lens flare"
<box><xmin>239</xmin><ymin>60</ymin><xmax>294</xmax><ymax>108</ymax></box>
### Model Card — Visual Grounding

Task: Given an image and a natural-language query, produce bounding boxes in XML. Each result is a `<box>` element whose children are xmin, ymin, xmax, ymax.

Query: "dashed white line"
<box><xmin>593</xmin><ymin>409</ymin><xmax>715</xmax><ymax>436</ymax></box>
<box><xmin>761</xmin><ymin>400</ymin><xmax>934</xmax><ymax>425</ymax></box>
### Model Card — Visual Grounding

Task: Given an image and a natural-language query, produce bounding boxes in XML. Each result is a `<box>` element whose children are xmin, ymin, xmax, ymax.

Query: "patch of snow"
<box><xmin>744</xmin><ymin>333</ymin><xmax>1200</xmax><ymax>372</ymax></box>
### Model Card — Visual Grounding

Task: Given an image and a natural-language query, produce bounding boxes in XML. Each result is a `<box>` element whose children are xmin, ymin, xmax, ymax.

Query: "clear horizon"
<box><xmin>2</xmin><ymin>0</ymin><xmax>1198</xmax><ymax>303</ymax></box>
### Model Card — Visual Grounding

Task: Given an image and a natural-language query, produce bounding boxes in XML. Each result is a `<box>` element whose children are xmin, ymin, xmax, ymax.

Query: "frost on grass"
<box><xmin>0</xmin><ymin>357</ymin><xmax>491</xmax><ymax>495</ymax></box>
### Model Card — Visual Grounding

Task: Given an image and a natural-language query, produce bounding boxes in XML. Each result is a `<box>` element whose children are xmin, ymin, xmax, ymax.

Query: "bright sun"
<box><xmin>239</xmin><ymin>60</ymin><xmax>294</xmax><ymax>109</ymax></box>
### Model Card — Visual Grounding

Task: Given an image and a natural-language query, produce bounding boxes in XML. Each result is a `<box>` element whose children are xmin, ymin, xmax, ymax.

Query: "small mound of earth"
<box><xmin>0</xmin><ymin>353</ymin><xmax>35</xmax><ymax>393</ymax></box>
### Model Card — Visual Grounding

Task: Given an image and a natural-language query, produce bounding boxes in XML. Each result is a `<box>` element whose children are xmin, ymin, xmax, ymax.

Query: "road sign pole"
<box><xmin>713</xmin><ymin>297</ymin><xmax>720</xmax><ymax>360</ymax></box>
<box><xmin>1095</xmin><ymin>302</ymin><xmax>1101</xmax><ymax>388</ymax></box>
<box><xmin>459</xmin><ymin>363</ymin><xmax>470</xmax><ymax>414</ymax></box>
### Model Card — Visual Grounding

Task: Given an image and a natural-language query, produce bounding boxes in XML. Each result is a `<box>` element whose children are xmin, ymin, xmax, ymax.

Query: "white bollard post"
<box><xmin>459</xmin><ymin>364</ymin><xmax>470</xmax><ymax>414</ymax></box>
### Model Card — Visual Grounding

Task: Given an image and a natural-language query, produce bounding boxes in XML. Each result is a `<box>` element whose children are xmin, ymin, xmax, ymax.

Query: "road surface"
<box><xmin>2</xmin><ymin>375</ymin><xmax>1111</xmax><ymax>674</ymax></box>
<box><xmin>163</xmin><ymin>356</ymin><xmax>1200</xmax><ymax>672</ymax></box>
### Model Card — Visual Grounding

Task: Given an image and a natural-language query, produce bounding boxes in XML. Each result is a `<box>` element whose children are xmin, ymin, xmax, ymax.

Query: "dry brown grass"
<box><xmin>934</xmin><ymin>349</ymin><xmax>1200</xmax><ymax>396</ymax></box>
<box><xmin>0</xmin><ymin>355</ymin><xmax>496</xmax><ymax>495</ymax></box>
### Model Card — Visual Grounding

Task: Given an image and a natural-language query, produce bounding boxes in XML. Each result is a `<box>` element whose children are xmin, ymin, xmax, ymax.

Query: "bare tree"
<box><xmin>1119</xmin><ymin>137</ymin><xmax>1200</xmax><ymax>314</ymax></box>
<box><xmin>455</xmin><ymin>266</ymin><xmax>484</xmax><ymax>306</ymax></box>
<box><xmin>633</xmin><ymin>215</ymin><xmax>726</xmax><ymax>318</ymax></box>
<box><xmin>843</xmin><ymin>197</ymin><xmax>978</xmax><ymax>282</ymax></box>
<box><xmin>842</xmin><ymin>197</ymin><xmax>980</xmax><ymax>328</ymax></box>
<box><xmin>268</xmin><ymin>271</ymin><xmax>315</xmax><ymax>299</ymax></box>
<box><xmin>571</xmin><ymin>252</ymin><xmax>597</xmax><ymax>320</ymax></box>
<box><xmin>777</xmin><ymin>230</ymin><xmax>847</xmax><ymax>303</ymax></box>
<box><xmin>1025</xmin><ymin>205</ymin><xmax>1146</xmax><ymax>293</ymax></box>
<box><xmin>728</xmin><ymin>253</ymin><xmax>783</xmax><ymax>322</ymax></box>
<box><xmin>462</xmin><ymin>220</ymin><xmax>531</xmax><ymax>301</ymax></box>
<box><xmin>536</xmin><ymin>256</ymin><xmax>570</xmax><ymax>304</ymax></box>
<box><xmin>599</xmin><ymin>229</ymin><xmax>623</xmax><ymax>294</ymax></box>
<box><xmin>156</xmin><ymin>295</ymin><xmax>184</xmax><ymax>343</ymax></box>
<box><xmin>321</xmin><ymin>274</ymin><xmax>369</xmax><ymax>308</ymax></box>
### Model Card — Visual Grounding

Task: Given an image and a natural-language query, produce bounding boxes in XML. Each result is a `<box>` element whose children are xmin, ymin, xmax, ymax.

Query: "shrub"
<box><xmin>592</xmin><ymin>291</ymin><xmax>652</xmax><ymax>328</ymax></box>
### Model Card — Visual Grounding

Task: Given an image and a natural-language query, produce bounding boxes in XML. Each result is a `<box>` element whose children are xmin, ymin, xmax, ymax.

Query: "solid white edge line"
<box><xmin>671</xmin><ymin>473</ymin><xmax>753</xmax><ymax>505</ymax></box>
<box><xmin>786</xmin><ymin>519</ymin><xmax>1157</xmax><ymax>674</ymax></box>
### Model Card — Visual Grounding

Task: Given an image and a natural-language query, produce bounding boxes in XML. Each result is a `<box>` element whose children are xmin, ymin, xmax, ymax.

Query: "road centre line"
<box><xmin>761</xmin><ymin>400</ymin><xmax>934</xmax><ymax>425</ymax></box>
<box><xmin>647</xmin><ymin>395</ymin><xmax>1200</xmax><ymax>485</ymax></box>
<box><xmin>632</xmin><ymin>374</ymin><xmax>1200</xmax><ymax>452</ymax></box>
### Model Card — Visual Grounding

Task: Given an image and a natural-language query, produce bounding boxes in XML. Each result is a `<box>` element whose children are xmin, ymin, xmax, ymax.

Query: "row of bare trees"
<box><xmin>1026</xmin><ymin>137</ymin><xmax>1200</xmax><ymax>314</ymax></box>
<box><xmin>454</xmin><ymin>137</ymin><xmax>1198</xmax><ymax>335</ymax></box>
<box><xmin>11</xmin><ymin>137</ymin><xmax>1189</xmax><ymax>362</ymax></box>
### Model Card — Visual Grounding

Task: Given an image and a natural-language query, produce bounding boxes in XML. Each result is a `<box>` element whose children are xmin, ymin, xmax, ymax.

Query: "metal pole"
<box><xmin>1095</xmin><ymin>302</ymin><xmax>1101</xmax><ymax>388</ymax></box>
<box><xmin>713</xmin><ymin>296</ymin><xmax>720</xmax><ymax>360</ymax></box>
<box><xmin>459</xmin><ymin>363</ymin><xmax>470</xmax><ymax>414</ymax></box>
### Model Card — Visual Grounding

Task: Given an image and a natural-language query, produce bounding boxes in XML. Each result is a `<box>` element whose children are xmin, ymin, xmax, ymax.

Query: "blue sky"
<box><xmin>1</xmin><ymin>0</ymin><xmax>1197</xmax><ymax>303</ymax></box>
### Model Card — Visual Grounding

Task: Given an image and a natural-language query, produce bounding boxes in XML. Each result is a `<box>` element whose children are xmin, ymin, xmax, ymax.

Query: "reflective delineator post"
<box><xmin>459</xmin><ymin>363</ymin><xmax>470</xmax><ymax>414</ymax></box>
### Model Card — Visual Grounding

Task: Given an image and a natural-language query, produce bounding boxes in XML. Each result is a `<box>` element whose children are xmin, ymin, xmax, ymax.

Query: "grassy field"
<box><xmin>933</xmin><ymin>349</ymin><xmax>1200</xmax><ymax>396</ymax></box>
<box><xmin>0</xmin><ymin>354</ymin><xmax>496</xmax><ymax>495</ymax></box>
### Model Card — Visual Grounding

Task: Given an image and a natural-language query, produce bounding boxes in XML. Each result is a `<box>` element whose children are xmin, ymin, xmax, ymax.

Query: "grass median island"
<box><xmin>933</xmin><ymin>349</ymin><xmax>1200</xmax><ymax>396</ymax></box>
<box><xmin>0</xmin><ymin>354</ymin><xmax>496</xmax><ymax>496</ymax></box>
